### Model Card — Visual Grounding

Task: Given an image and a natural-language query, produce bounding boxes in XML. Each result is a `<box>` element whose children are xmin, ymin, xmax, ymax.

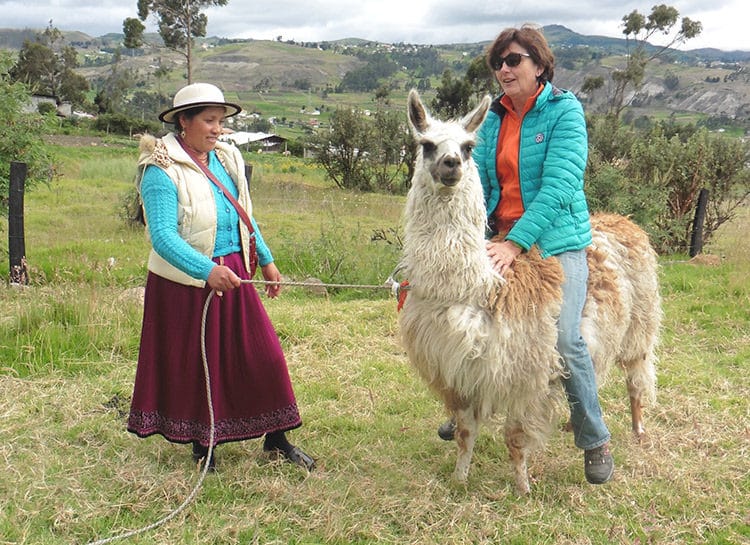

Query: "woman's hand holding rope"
<box><xmin>207</xmin><ymin>264</ymin><xmax>241</xmax><ymax>295</ymax></box>
<box><xmin>260</xmin><ymin>263</ymin><xmax>282</xmax><ymax>299</ymax></box>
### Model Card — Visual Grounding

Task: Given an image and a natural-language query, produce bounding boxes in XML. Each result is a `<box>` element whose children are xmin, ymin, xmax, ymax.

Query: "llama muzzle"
<box><xmin>431</xmin><ymin>153</ymin><xmax>463</xmax><ymax>186</ymax></box>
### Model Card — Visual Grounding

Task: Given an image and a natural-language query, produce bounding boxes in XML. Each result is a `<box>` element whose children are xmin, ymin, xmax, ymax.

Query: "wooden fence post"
<box><xmin>9</xmin><ymin>161</ymin><xmax>29</xmax><ymax>286</ymax></box>
<box><xmin>689</xmin><ymin>188</ymin><xmax>709</xmax><ymax>257</ymax></box>
<box><xmin>245</xmin><ymin>164</ymin><xmax>253</xmax><ymax>189</ymax></box>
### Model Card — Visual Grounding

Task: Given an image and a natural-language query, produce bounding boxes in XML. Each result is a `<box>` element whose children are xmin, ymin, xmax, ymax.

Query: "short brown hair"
<box><xmin>486</xmin><ymin>24</ymin><xmax>555</xmax><ymax>84</ymax></box>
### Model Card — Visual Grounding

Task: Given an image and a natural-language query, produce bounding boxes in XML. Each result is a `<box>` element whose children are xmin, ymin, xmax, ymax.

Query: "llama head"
<box><xmin>407</xmin><ymin>89</ymin><xmax>491</xmax><ymax>192</ymax></box>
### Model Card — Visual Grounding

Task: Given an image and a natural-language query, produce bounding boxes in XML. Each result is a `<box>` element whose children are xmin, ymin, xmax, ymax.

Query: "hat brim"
<box><xmin>159</xmin><ymin>101</ymin><xmax>242</xmax><ymax>123</ymax></box>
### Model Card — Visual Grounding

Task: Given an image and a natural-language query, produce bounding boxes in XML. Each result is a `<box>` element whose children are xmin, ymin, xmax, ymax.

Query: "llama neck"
<box><xmin>402</xmin><ymin>173</ymin><xmax>497</xmax><ymax>304</ymax></box>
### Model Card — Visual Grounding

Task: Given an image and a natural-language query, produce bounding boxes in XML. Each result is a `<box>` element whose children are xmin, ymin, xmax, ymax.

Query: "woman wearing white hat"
<box><xmin>127</xmin><ymin>83</ymin><xmax>315</xmax><ymax>471</ymax></box>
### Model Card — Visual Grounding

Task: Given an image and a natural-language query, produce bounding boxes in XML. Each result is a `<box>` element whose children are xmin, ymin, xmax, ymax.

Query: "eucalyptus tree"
<box><xmin>123</xmin><ymin>0</ymin><xmax>229</xmax><ymax>84</ymax></box>
<box><xmin>582</xmin><ymin>4</ymin><xmax>702</xmax><ymax>118</ymax></box>
<box><xmin>9</xmin><ymin>23</ymin><xmax>89</xmax><ymax>107</ymax></box>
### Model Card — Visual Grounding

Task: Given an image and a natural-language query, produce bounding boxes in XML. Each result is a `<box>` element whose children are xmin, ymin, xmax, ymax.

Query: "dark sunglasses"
<box><xmin>490</xmin><ymin>52</ymin><xmax>531</xmax><ymax>70</ymax></box>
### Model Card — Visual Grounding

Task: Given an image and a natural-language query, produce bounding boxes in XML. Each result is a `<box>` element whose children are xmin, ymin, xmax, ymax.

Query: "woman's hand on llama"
<box><xmin>486</xmin><ymin>240</ymin><xmax>522</xmax><ymax>276</ymax></box>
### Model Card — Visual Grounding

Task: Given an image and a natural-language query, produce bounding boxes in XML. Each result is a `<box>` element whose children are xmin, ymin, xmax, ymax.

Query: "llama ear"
<box><xmin>462</xmin><ymin>95</ymin><xmax>491</xmax><ymax>133</ymax></box>
<box><xmin>407</xmin><ymin>88</ymin><xmax>430</xmax><ymax>135</ymax></box>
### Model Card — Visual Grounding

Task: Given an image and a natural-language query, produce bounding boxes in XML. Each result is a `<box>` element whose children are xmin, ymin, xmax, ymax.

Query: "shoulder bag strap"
<box><xmin>176</xmin><ymin>135</ymin><xmax>255</xmax><ymax>235</ymax></box>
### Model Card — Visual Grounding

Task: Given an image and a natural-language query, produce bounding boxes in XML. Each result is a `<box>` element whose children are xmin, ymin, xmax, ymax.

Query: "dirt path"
<box><xmin>44</xmin><ymin>134</ymin><xmax>117</xmax><ymax>147</ymax></box>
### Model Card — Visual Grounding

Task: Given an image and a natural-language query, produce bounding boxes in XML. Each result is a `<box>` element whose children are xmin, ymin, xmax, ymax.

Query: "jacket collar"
<box><xmin>490</xmin><ymin>81</ymin><xmax>561</xmax><ymax>118</ymax></box>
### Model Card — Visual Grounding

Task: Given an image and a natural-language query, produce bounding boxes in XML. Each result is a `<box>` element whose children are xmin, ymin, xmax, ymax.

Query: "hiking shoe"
<box><xmin>584</xmin><ymin>443</ymin><xmax>614</xmax><ymax>484</ymax></box>
<box><xmin>437</xmin><ymin>418</ymin><xmax>456</xmax><ymax>441</ymax></box>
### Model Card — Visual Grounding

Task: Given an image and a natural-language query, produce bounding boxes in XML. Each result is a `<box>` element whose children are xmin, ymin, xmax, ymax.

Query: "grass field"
<box><xmin>0</xmin><ymin>141</ymin><xmax>748</xmax><ymax>544</ymax></box>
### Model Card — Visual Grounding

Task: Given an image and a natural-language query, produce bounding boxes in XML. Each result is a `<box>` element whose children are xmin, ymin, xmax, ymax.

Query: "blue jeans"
<box><xmin>556</xmin><ymin>250</ymin><xmax>610</xmax><ymax>451</ymax></box>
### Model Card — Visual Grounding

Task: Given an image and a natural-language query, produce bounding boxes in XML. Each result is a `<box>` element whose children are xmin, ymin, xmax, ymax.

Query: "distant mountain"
<box><xmin>1</xmin><ymin>24</ymin><xmax>749</xmax><ymax>60</ymax></box>
<box><xmin>542</xmin><ymin>24</ymin><xmax>750</xmax><ymax>63</ymax></box>
<box><xmin>688</xmin><ymin>48</ymin><xmax>750</xmax><ymax>63</ymax></box>
<box><xmin>0</xmin><ymin>28</ymin><xmax>50</xmax><ymax>49</ymax></box>
<box><xmin>542</xmin><ymin>24</ymin><xmax>632</xmax><ymax>51</ymax></box>
<box><xmin>0</xmin><ymin>28</ymin><xmax>163</xmax><ymax>51</ymax></box>
<box><xmin>0</xmin><ymin>28</ymin><xmax>96</xmax><ymax>49</ymax></box>
<box><xmin>2</xmin><ymin>25</ymin><xmax>748</xmax><ymax>122</ymax></box>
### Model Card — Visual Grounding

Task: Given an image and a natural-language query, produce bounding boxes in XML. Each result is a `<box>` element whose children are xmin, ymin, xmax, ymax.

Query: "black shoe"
<box><xmin>584</xmin><ymin>443</ymin><xmax>614</xmax><ymax>484</ymax></box>
<box><xmin>264</xmin><ymin>444</ymin><xmax>316</xmax><ymax>471</ymax></box>
<box><xmin>192</xmin><ymin>441</ymin><xmax>216</xmax><ymax>472</ymax></box>
<box><xmin>437</xmin><ymin>418</ymin><xmax>456</xmax><ymax>441</ymax></box>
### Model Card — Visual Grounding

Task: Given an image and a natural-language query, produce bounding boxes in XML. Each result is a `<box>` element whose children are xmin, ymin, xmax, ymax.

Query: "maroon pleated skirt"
<box><xmin>127</xmin><ymin>252</ymin><xmax>302</xmax><ymax>447</ymax></box>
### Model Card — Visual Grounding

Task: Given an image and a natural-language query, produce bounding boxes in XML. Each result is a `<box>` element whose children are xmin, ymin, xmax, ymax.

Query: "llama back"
<box><xmin>583</xmin><ymin>213</ymin><xmax>660</xmax><ymax>402</ymax></box>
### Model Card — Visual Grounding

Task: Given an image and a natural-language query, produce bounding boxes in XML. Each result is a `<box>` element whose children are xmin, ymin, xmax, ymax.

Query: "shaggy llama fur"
<box><xmin>398</xmin><ymin>90</ymin><xmax>661</xmax><ymax>494</ymax></box>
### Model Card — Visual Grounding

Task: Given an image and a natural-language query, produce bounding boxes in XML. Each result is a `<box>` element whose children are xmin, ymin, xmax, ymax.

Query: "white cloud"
<box><xmin>0</xmin><ymin>0</ymin><xmax>744</xmax><ymax>51</ymax></box>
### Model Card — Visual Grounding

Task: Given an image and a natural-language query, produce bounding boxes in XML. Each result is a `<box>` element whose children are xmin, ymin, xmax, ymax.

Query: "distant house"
<box><xmin>220</xmin><ymin>131</ymin><xmax>288</xmax><ymax>153</ymax></box>
<box><xmin>23</xmin><ymin>94</ymin><xmax>72</xmax><ymax>117</ymax></box>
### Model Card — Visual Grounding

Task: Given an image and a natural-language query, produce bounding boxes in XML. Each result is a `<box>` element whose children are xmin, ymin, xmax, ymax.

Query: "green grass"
<box><xmin>0</xmin><ymin>141</ymin><xmax>748</xmax><ymax>544</ymax></box>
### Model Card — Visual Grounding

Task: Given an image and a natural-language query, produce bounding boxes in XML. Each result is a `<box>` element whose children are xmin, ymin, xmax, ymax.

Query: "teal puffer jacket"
<box><xmin>473</xmin><ymin>82</ymin><xmax>592</xmax><ymax>258</ymax></box>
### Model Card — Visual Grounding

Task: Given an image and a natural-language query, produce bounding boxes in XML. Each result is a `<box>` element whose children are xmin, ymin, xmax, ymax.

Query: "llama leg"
<box><xmin>504</xmin><ymin>388</ymin><xmax>561</xmax><ymax>494</ymax></box>
<box><xmin>626</xmin><ymin>369</ymin><xmax>647</xmax><ymax>439</ymax></box>
<box><xmin>628</xmin><ymin>391</ymin><xmax>644</xmax><ymax>438</ymax></box>
<box><xmin>453</xmin><ymin>407</ymin><xmax>478</xmax><ymax>483</ymax></box>
<box><xmin>623</xmin><ymin>354</ymin><xmax>657</xmax><ymax>440</ymax></box>
<box><xmin>504</xmin><ymin>423</ymin><xmax>531</xmax><ymax>495</ymax></box>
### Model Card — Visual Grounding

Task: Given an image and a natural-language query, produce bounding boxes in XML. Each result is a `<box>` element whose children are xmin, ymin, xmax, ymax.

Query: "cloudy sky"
<box><xmin>0</xmin><ymin>0</ymin><xmax>745</xmax><ymax>51</ymax></box>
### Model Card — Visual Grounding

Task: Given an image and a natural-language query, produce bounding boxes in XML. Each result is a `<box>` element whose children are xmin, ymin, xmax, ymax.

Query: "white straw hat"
<box><xmin>159</xmin><ymin>82</ymin><xmax>242</xmax><ymax>123</ymax></box>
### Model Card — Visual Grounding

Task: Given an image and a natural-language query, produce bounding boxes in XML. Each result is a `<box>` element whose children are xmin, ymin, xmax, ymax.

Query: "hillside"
<box><xmin>74</xmin><ymin>39</ymin><xmax>366</xmax><ymax>95</ymax></box>
<box><xmin>191</xmin><ymin>41</ymin><xmax>363</xmax><ymax>91</ymax></box>
<box><xmin>2</xmin><ymin>25</ymin><xmax>749</xmax><ymax>125</ymax></box>
<box><xmin>542</xmin><ymin>24</ymin><xmax>750</xmax><ymax>63</ymax></box>
<box><xmin>556</xmin><ymin>56</ymin><xmax>750</xmax><ymax>120</ymax></box>
<box><xmin>542</xmin><ymin>25</ymin><xmax>750</xmax><ymax>120</ymax></box>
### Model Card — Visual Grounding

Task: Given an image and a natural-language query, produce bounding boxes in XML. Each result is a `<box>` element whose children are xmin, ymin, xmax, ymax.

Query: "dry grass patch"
<box><xmin>1</xmin><ymin>289</ymin><xmax>748</xmax><ymax>544</ymax></box>
<box><xmin>1</xmin><ymin>147</ymin><xmax>747</xmax><ymax>544</ymax></box>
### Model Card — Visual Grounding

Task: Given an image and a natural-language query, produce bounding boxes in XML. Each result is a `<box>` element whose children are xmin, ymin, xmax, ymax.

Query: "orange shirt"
<box><xmin>494</xmin><ymin>85</ymin><xmax>544</xmax><ymax>233</ymax></box>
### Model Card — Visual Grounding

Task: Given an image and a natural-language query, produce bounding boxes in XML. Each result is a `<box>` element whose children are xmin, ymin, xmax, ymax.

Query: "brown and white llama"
<box><xmin>398</xmin><ymin>89</ymin><xmax>660</xmax><ymax>494</ymax></box>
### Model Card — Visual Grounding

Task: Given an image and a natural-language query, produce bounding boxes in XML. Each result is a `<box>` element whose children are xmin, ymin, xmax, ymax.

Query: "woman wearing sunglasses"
<box><xmin>437</xmin><ymin>25</ymin><xmax>614</xmax><ymax>485</ymax></box>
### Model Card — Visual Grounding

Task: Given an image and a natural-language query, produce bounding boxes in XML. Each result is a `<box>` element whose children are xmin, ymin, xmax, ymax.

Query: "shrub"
<box><xmin>37</xmin><ymin>101</ymin><xmax>57</xmax><ymax>115</ymax></box>
<box><xmin>308</xmin><ymin>107</ymin><xmax>410</xmax><ymax>194</ymax></box>
<box><xmin>0</xmin><ymin>51</ymin><xmax>56</xmax><ymax>217</ymax></box>
<box><xmin>587</xmin><ymin>115</ymin><xmax>750</xmax><ymax>253</ymax></box>
<box><xmin>93</xmin><ymin>113</ymin><xmax>160</xmax><ymax>136</ymax></box>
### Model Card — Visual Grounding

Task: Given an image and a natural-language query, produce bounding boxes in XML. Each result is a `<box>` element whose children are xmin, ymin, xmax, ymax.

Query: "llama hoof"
<box><xmin>633</xmin><ymin>428</ymin><xmax>652</xmax><ymax>447</ymax></box>
<box><xmin>515</xmin><ymin>482</ymin><xmax>531</xmax><ymax>496</ymax></box>
<box><xmin>632</xmin><ymin>423</ymin><xmax>646</xmax><ymax>440</ymax></box>
<box><xmin>452</xmin><ymin>468</ymin><xmax>469</xmax><ymax>484</ymax></box>
<box><xmin>512</xmin><ymin>471</ymin><xmax>531</xmax><ymax>495</ymax></box>
<box><xmin>514</xmin><ymin>471</ymin><xmax>531</xmax><ymax>496</ymax></box>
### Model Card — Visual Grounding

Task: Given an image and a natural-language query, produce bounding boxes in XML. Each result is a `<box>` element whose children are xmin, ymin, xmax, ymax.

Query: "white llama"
<box><xmin>398</xmin><ymin>89</ymin><xmax>660</xmax><ymax>494</ymax></box>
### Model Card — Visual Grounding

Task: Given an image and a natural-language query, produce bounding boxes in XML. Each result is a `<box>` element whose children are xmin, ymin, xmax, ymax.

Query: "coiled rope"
<box><xmin>85</xmin><ymin>275</ymin><xmax>399</xmax><ymax>545</ymax></box>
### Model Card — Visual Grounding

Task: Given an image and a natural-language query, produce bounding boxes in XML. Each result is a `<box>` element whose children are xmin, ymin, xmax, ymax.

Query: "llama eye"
<box><xmin>422</xmin><ymin>142</ymin><xmax>437</xmax><ymax>156</ymax></box>
<box><xmin>462</xmin><ymin>143</ymin><xmax>474</xmax><ymax>157</ymax></box>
